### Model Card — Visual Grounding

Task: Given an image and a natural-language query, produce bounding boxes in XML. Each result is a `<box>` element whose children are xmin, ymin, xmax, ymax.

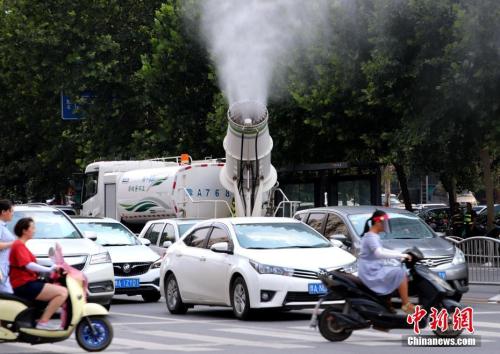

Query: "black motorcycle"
<box><xmin>310</xmin><ymin>248</ymin><xmax>464</xmax><ymax>341</ymax></box>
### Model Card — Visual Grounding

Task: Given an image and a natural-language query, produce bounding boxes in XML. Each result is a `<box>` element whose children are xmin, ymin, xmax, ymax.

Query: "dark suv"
<box><xmin>294</xmin><ymin>206</ymin><xmax>469</xmax><ymax>301</ymax></box>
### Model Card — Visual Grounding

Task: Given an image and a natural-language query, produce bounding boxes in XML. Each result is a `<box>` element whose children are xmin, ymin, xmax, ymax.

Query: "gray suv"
<box><xmin>294</xmin><ymin>206</ymin><xmax>468</xmax><ymax>301</ymax></box>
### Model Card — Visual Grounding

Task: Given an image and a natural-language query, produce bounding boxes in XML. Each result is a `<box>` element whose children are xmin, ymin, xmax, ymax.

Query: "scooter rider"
<box><xmin>0</xmin><ymin>199</ymin><xmax>15</xmax><ymax>294</ymax></box>
<box><xmin>9</xmin><ymin>217</ymin><xmax>68</xmax><ymax>330</ymax></box>
<box><xmin>358</xmin><ymin>210</ymin><xmax>415</xmax><ymax>314</ymax></box>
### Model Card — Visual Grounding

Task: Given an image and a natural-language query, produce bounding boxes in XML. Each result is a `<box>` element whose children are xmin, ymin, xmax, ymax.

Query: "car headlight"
<box><xmin>90</xmin><ymin>252</ymin><xmax>111</xmax><ymax>265</ymax></box>
<box><xmin>150</xmin><ymin>258</ymin><xmax>163</xmax><ymax>269</ymax></box>
<box><xmin>249</xmin><ymin>260</ymin><xmax>294</xmax><ymax>276</ymax></box>
<box><xmin>451</xmin><ymin>248</ymin><xmax>466</xmax><ymax>265</ymax></box>
<box><xmin>340</xmin><ymin>261</ymin><xmax>358</xmax><ymax>274</ymax></box>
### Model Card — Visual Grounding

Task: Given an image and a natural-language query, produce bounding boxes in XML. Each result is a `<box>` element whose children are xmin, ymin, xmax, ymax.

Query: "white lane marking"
<box><xmin>111</xmin><ymin>338</ymin><xmax>217</xmax><ymax>352</ymax></box>
<box><xmin>214</xmin><ymin>327</ymin><xmax>325</xmax><ymax>342</ymax></box>
<box><xmin>4</xmin><ymin>342</ymin><xmax>126</xmax><ymax>354</ymax></box>
<box><xmin>110</xmin><ymin>311</ymin><xmax>183</xmax><ymax>321</ymax></box>
<box><xmin>113</xmin><ymin>321</ymin><xmax>184</xmax><ymax>326</ymax></box>
<box><xmin>488</xmin><ymin>294</ymin><xmax>500</xmax><ymax>302</ymax></box>
<box><xmin>346</xmin><ymin>330</ymin><xmax>403</xmax><ymax>340</ymax></box>
<box><xmin>351</xmin><ymin>341</ymin><xmax>400</xmax><ymax>346</ymax></box>
<box><xmin>3</xmin><ymin>342</ymin><xmax>84</xmax><ymax>353</ymax></box>
<box><xmin>467</xmin><ymin>329</ymin><xmax>500</xmax><ymax>338</ymax></box>
<box><xmin>289</xmin><ymin>326</ymin><xmax>403</xmax><ymax>339</ymax></box>
<box><xmin>110</xmin><ymin>311</ymin><xmax>222</xmax><ymax>324</ymax></box>
<box><xmin>472</xmin><ymin>321</ymin><xmax>500</xmax><ymax>329</ymax></box>
<box><xmin>473</xmin><ymin>311</ymin><xmax>500</xmax><ymax>315</ymax></box>
<box><xmin>133</xmin><ymin>329</ymin><xmax>312</xmax><ymax>349</ymax></box>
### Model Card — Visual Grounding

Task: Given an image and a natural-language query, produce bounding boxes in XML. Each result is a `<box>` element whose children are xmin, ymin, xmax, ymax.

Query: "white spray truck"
<box><xmin>81</xmin><ymin>101</ymin><xmax>298</xmax><ymax>223</ymax></box>
<box><xmin>81</xmin><ymin>157</ymin><xmax>233</xmax><ymax>223</ymax></box>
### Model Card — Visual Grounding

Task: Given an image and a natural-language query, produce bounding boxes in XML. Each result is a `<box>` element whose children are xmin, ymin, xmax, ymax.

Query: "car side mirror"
<box><xmin>162</xmin><ymin>240</ymin><xmax>173</xmax><ymax>248</ymax></box>
<box><xmin>82</xmin><ymin>231</ymin><xmax>98</xmax><ymax>241</ymax></box>
<box><xmin>331</xmin><ymin>234</ymin><xmax>348</xmax><ymax>243</ymax></box>
<box><xmin>330</xmin><ymin>239</ymin><xmax>344</xmax><ymax>248</ymax></box>
<box><xmin>139</xmin><ymin>238</ymin><xmax>151</xmax><ymax>246</ymax></box>
<box><xmin>48</xmin><ymin>247</ymin><xmax>55</xmax><ymax>258</ymax></box>
<box><xmin>210</xmin><ymin>242</ymin><xmax>232</xmax><ymax>254</ymax></box>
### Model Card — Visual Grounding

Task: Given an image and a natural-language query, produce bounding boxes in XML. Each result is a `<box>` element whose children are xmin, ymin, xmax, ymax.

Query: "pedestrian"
<box><xmin>450</xmin><ymin>202</ymin><xmax>464</xmax><ymax>237</ymax></box>
<box><xmin>464</xmin><ymin>202</ymin><xmax>477</xmax><ymax>238</ymax></box>
<box><xmin>0</xmin><ymin>199</ymin><xmax>15</xmax><ymax>293</ymax></box>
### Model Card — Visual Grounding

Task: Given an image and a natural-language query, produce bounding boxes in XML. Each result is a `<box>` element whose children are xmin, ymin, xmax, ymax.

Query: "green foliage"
<box><xmin>0</xmin><ymin>0</ymin><xmax>498</xmax><ymax>203</ymax></box>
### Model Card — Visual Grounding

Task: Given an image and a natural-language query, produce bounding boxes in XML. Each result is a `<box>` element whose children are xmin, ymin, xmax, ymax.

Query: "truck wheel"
<box><xmin>142</xmin><ymin>292</ymin><xmax>161</xmax><ymax>303</ymax></box>
<box><xmin>76</xmin><ymin>316</ymin><xmax>113</xmax><ymax>352</ymax></box>
<box><xmin>318</xmin><ymin>311</ymin><xmax>352</xmax><ymax>342</ymax></box>
<box><xmin>165</xmin><ymin>273</ymin><xmax>188</xmax><ymax>314</ymax></box>
<box><xmin>230</xmin><ymin>276</ymin><xmax>251</xmax><ymax>320</ymax></box>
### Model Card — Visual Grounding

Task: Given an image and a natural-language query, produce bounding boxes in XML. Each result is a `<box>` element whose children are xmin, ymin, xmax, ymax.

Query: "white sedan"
<box><xmin>159</xmin><ymin>217</ymin><xmax>356</xmax><ymax>319</ymax></box>
<box><xmin>72</xmin><ymin>217</ymin><xmax>162</xmax><ymax>303</ymax></box>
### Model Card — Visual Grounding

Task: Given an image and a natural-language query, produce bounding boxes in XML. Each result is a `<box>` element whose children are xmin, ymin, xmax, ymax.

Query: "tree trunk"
<box><xmin>441</xmin><ymin>174</ymin><xmax>456</xmax><ymax>215</ymax></box>
<box><xmin>383</xmin><ymin>165</ymin><xmax>391</xmax><ymax>207</ymax></box>
<box><xmin>394</xmin><ymin>163</ymin><xmax>412</xmax><ymax>211</ymax></box>
<box><xmin>480</xmin><ymin>148</ymin><xmax>495</xmax><ymax>232</ymax></box>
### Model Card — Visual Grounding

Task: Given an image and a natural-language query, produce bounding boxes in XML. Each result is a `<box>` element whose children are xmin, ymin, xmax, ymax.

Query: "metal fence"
<box><xmin>446</xmin><ymin>236</ymin><xmax>500</xmax><ymax>285</ymax></box>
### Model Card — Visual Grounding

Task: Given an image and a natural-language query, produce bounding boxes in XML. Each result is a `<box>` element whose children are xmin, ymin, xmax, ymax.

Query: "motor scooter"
<box><xmin>0</xmin><ymin>245</ymin><xmax>113</xmax><ymax>351</ymax></box>
<box><xmin>310</xmin><ymin>248</ymin><xmax>464</xmax><ymax>341</ymax></box>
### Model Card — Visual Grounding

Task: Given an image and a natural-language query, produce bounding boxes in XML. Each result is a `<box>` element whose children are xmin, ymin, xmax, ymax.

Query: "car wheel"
<box><xmin>231</xmin><ymin>276</ymin><xmax>251</xmax><ymax>320</ymax></box>
<box><xmin>165</xmin><ymin>273</ymin><xmax>188</xmax><ymax>314</ymax></box>
<box><xmin>450</xmin><ymin>293</ymin><xmax>462</xmax><ymax>302</ymax></box>
<box><xmin>142</xmin><ymin>292</ymin><xmax>161</xmax><ymax>303</ymax></box>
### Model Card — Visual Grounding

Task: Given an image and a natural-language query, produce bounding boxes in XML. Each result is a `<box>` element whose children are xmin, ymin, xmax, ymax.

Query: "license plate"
<box><xmin>115</xmin><ymin>278</ymin><xmax>140</xmax><ymax>288</ymax></box>
<box><xmin>308</xmin><ymin>283</ymin><xmax>327</xmax><ymax>295</ymax></box>
<box><xmin>438</xmin><ymin>272</ymin><xmax>446</xmax><ymax>280</ymax></box>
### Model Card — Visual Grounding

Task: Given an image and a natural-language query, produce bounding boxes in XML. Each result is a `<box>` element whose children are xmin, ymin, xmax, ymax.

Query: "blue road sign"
<box><xmin>60</xmin><ymin>91</ymin><xmax>92</xmax><ymax>120</ymax></box>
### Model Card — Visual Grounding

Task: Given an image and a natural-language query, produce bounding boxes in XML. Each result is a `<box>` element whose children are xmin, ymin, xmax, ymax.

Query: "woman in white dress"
<box><xmin>358</xmin><ymin>210</ymin><xmax>415</xmax><ymax>314</ymax></box>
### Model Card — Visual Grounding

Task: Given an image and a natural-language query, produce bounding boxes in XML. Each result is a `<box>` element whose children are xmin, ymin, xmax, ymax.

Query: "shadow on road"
<box><xmin>109</xmin><ymin>295</ymin><xmax>312</xmax><ymax>321</ymax></box>
<box><xmin>185</xmin><ymin>307</ymin><xmax>312</xmax><ymax>322</ymax></box>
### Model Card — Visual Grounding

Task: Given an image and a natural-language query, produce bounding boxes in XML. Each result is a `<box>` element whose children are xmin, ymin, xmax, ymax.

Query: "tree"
<box><xmin>139</xmin><ymin>0</ymin><xmax>221</xmax><ymax>159</ymax></box>
<box><xmin>0</xmin><ymin>0</ymin><xmax>163</xmax><ymax>200</ymax></box>
<box><xmin>437</xmin><ymin>0</ymin><xmax>500</xmax><ymax>230</ymax></box>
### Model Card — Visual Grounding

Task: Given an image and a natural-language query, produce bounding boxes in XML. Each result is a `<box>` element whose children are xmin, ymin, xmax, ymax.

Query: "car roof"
<box><xmin>204</xmin><ymin>217</ymin><xmax>301</xmax><ymax>225</ymax></box>
<box><xmin>295</xmin><ymin>206</ymin><xmax>416</xmax><ymax>217</ymax></box>
<box><xmin>70</xmin><ymin>216</ymin><xmax>119</xmax><ymax>223</ymax></box>
<box><xmin>14</xmin><ymin>204</ymin><xmax>62</xmax><ymax>212</ymax></box>
<box><xmin>144</xmin><ymin>218</ymin><xmax>206</xmax><ymax>224</ymax></box>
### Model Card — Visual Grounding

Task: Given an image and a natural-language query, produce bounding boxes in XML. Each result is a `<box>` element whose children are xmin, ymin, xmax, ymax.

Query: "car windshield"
<box><xmin>178</xmin><ymin>223</ymin><xmax>197</xmax><ymax>237</ymax></box>
<box><xmin>8</xmin><ymin>210</ymin><xmax>81</xmax><ymax>239</ymax></box>
<box><xmin>348</xmin><ymin>213</ymin><xmax>435</xmax><ymax>239</ymax></box>
<box><xmin>234</xmin><ymin>223</ymin><xmax>331</xmax><ymax>249</ymax></box>
<box><xmin>479</xmin><ymin>205</ymin><xmax>500</xmax><ymax>216</ymax></box>
<box><xmin>75</xmin><ymin>222</ymin><xmax>140</xmax><ymax>246</ymax></box>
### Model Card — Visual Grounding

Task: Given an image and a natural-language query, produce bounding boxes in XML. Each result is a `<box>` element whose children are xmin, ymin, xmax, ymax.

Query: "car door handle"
<box><xmin>200</xmin><ymin>256</ymin><xmax>206</xmax><ymax>262</ymax></box>
<box><xmin>175</xmin><ymin>252</ymin><xmax>182</xmax><ymax>257</ymax></box>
